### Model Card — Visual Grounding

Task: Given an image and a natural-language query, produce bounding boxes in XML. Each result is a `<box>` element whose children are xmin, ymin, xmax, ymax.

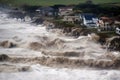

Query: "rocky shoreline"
<box><xmin>44</xmin><ymin>21</ymin><xmax>120</xmax><ymax>52</ymax></box>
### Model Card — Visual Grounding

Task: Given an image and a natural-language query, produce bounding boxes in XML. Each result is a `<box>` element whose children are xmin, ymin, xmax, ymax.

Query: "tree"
<box><xmin>85</xmin><ymin>0</ymin><xmax>93</xmax><ymax>4</ymax></box>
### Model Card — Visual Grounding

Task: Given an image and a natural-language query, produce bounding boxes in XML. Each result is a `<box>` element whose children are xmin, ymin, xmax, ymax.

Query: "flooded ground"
<box><xmin>0</xmin><ymin>8</ymin><xmax>120</xmax><ymax>80</ymax></box>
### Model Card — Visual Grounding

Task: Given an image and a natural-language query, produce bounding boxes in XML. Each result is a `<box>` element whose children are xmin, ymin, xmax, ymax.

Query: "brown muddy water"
<box><xmin>0</xmin><ymin>9</ymin><xmax>120</xmax><ymax>80</ymax></box>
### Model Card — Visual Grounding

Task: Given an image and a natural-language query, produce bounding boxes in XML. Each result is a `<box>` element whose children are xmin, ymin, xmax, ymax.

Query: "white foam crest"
<box><xmin>0</xmin><ymin>64</ymin><xmax>120</xmax><ymax>80</ymax></box>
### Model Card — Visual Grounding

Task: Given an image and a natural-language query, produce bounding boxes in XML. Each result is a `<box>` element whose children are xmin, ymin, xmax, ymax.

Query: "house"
<box><xmin>58</xmin><ymin>6</ymin><xmax>73</xmax><ymax>16</ymax></box>
<box><xmin>115</xmin><ymin>20</ymin><xmax>120</xmax><ymax>25</ymax></box>
<box><xmin>115</xmin><ymin>16</ymin><xmax>120</xmax><ymax>35</ymax></box>
<box><xmin>98</xmin><ymin>17</ymin><xmax>115</xmax><ymax>30</ymax></box>
<box><xmin>116</xmin><ymin>27</ymin><xmax>120</xmax><ymax>35</ymax></box>
<box><xmin>114</xmin><ymin>16</ymin><xmax>120</xmax><ymax>27</ymax></box>
<box><xmin>36</xmin><ymin>7</ymin><xmax>54</xmax><ymax>16</ymax></box>
<box><xmin>62</xmin><ymin>16</ymin><xmax>80</xmax><ymax>23</ymax></box>
<box><xmin>80</xmin><ymin>13</ymin><xmax>98</xmax><ymax>27</ymax></box>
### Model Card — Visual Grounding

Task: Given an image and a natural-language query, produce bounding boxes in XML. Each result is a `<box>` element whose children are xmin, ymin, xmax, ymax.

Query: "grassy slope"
<box><xmin>1</xmin><ymin>0</ymin><xmax>120</xmax><ymax>6</ymax></box>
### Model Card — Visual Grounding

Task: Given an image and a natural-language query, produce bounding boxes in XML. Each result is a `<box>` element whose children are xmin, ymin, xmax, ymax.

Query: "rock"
<box><xmin>29</xmin><ymin>42</ymin><xmax>44</xmax><ymax>50</ymax></box>
<box><xmin>32</xmin><ymin>18</ymin><xmax>44</xmax><ymax>24</ymax></box>
<box><xmin>0</xmin><ymin>40</ymin><xmax>16</xmax><ymax>48</ymax></box>
<box><xmin>90</xmin><ymin>33</ymin><xmax>100</xmax><ymax>42</ymax></box>
<box><xmin>106</xmin><ymin>36</ymin><xmax>120</xmax><ymax>51</ymax></box>
<box><xmin>113</xmin><ymin>57</ymin><xmax>120</xmax><ymax>68</ymax></box>
<box><xmin>18</xmin><ymin>66</ymin><xmax>31</xmax><ymax>72</ymax></box>
<box><xmin>0</xmin><ymin>54</ymin><xmax>9</xmax><ymax>61</ymax></box>
<box><xmin>98</xmin><ymin>33</ymin><xmax>109</xmax><ymax>45</ymax></box>
<box><xmin>24</xmin><ymin>16</ymin><xmax>31</xmax><ymax>22</ymax></box>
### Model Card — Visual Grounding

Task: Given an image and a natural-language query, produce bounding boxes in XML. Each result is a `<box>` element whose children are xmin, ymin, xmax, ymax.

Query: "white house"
<box><xmin>116</xmin><ymin>27</ymin><xmax>120</xmax><ymax>35</ymax></box>
<box><xmin>81</xmin><ymin>13</ymin><xmax>98</xmax><ymax>27</ymax></box>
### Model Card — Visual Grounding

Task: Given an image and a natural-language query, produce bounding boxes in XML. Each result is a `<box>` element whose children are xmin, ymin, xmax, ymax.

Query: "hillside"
<box><xmin>0</xmin><ymin>0</ymin><xmax>120</xmax><ymax>6</ymax></box>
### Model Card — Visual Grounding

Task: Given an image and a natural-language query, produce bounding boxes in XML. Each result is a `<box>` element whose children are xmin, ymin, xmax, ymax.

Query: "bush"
<box><xmin>53</xmin><ymin>20</ymin><xmax>76</xmax><ymax>28</ymax></box>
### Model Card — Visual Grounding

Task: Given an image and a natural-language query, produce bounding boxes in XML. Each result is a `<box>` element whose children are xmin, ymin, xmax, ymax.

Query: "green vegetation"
<box><xmin>97</xmin><ymin>31</ymin><xmax>116</xmax><ymax>37</ymax></box>
<box><xmin>74</xmin><ymin>2</ymin><xmax>120</xmax><ymax>16</ymax></box>
<box><xmin>0</xmin><ymin>0</ymin><xmax>120</xmax><ymax>6</ymax></box>
<box><xmin>53</xmin><ymin>20</ymin><xmax>76</xmax><ymax>28</ymax></box>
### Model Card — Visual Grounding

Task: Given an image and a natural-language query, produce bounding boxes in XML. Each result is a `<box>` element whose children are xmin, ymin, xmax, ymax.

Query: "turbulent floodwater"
<box><xmin>0</xmin><ymin>8</ymin><xmax>120</xmax><ymax>80</ymax></box>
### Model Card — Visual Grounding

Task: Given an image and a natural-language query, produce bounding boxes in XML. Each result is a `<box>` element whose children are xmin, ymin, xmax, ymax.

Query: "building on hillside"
<box><xmin>115</xmin><ymin>20</ymin><xmax>120</xmax><ymax>26</ymax></box>
<box><xmin>98</xmin><ymin>17</ymin><xmax>115</xmax><ymax>30</ymax></box>
<box><xmin>114</xmin><ymin>16</ymin><xmax>120</xmax><ymax>27</ymax></box>
<box><xmin>116</xmin><ymin>27</ymin><xmax>120</xmax><ymax>35</ymax></box>
<box><xmin>36</xmin><ymin>7</ymin><xmax>54</xmax><ymax>16</ymax></box>
<box><xmin>62</xmin><ymin>16</ymin><xmax>80</xmax><ymax>23</ymax></box>
<box><xmin>80</xmin><ymin>13</ymin><xmax>99</xmax><ymax>27</ymax></box>
<box><xmin>58</xmin><ymin>6</ymin><xmax>73</xmax><ymax>17</ymax></box>
<box><xmin>114</xmin><ymin>16</ymin><xmax>120</xmax><ymax>35</ymax></box>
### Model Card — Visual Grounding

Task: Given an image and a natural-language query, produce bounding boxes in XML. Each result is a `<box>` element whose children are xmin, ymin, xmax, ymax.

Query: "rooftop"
<box><xmin>82</xmin><ymin>13</ymin><xmax>98</xmax><ymax>20</ymax></box>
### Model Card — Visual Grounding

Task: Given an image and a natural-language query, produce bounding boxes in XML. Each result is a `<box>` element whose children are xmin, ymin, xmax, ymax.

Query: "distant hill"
<box><xmin>0</xmin><ymin>0</ymin><xmax>120</xmax><ymax>6</ymax></box>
